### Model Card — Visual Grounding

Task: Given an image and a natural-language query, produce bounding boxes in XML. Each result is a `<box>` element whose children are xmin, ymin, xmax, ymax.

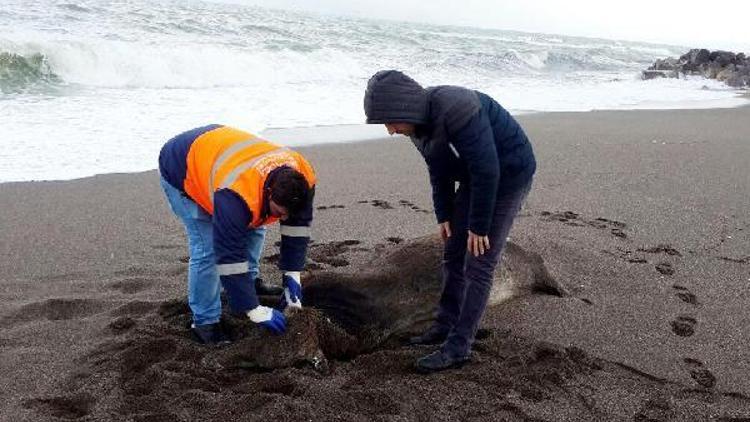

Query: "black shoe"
<box><xmin>415</xmin><ymin>349</ymin><xmax>470</xmax><ymax>374</ymax></box>
<box><xmin>408</xmin><ymin>325</ymin><xmax>450</xmax><ymax>345</ymax></box>
<box><xmin>255</xmin><ymin>277</ymin><xmax>283</xmax><ymax>296</ymax></box>
<box><xmin>191</xmin><ymin>323</ymin><xmax>231</xmax><ymax>346</ymax></box>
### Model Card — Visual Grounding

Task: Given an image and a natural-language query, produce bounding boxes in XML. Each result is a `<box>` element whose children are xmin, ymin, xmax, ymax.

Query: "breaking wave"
<box><xmin>0</xmin><ymin>51</ymin><xmax>61</xmax><ymax>93</ymax></box>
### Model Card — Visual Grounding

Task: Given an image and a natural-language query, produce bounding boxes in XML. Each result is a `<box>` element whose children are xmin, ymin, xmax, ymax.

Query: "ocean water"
<box><xmin>1</xmin><ymin>0</ymin><xmax>746</xmax><ymax>182</ymax></box>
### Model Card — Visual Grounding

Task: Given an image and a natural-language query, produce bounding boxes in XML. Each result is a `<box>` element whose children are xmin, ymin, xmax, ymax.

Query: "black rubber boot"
<box><xmin>415</xmin><ymin>349</ymin><xmax>470</xmax><ymax>374</ymax></box>
<box><xmin>191</xmin><ymin>322</ymin><xmax>231</xmax><ymax>346</ymax></box>
<box><xmin>255</xmin><ymin>277</ymin><xmax>283</xmax><ymax>296</ymax></box>
<box><xmin>408</xmin><ymin>325</ymin><xmax>450</xmax><ymax>345</ymax></box>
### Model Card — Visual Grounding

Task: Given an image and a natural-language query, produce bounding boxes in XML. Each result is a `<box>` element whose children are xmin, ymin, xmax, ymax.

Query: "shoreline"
<box><xmin>3</xmin><ymin>98</ymin><xmax>750</xmax><ymax>186</ymax></box>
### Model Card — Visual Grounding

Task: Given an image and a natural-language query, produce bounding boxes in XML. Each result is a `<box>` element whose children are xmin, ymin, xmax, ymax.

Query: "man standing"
<box><xmin>159</xmin><ymin>124</ymin><xmax>316</xmax><ymax>344</ymax></box>
<box><xmin>364</xmin><ymin>71</ymin><xmax>536</xmax><ymax>372</ymax></box>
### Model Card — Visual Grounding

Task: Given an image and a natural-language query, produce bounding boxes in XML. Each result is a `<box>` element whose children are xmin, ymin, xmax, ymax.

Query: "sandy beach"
<box><xmin>1</xmin><ymin>106</ymin><xmax>749</xmax><ymax>421</ymax></box>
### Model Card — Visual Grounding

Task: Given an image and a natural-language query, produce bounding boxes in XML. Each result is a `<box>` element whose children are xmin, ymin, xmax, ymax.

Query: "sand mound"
<box><xmin>96</xmin><ymin>235</ymin><xmax>564</xmax><ymax>374</ymax></box>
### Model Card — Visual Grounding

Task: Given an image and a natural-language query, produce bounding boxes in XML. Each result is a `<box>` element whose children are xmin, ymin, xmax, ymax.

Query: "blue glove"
<box><xmin>279</xmin><ymin>271</ymin><xmax>302</xmax><ymax>311</ymax></box>
<box><xmin>246</xmin><ymin>305</ymin><xmax>286</xmax><ymax>335</ymax></box>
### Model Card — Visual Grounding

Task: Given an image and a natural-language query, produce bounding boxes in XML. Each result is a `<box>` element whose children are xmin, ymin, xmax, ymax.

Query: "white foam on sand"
<box><xmin>2</xmin><ymin>91</ymin><xmax>748</xmax><ymax>184</ymax></box>
<box><xmin>261</xmin><ymin>124</ymin><xmax>390</xmax><ymax>147</ymax></box>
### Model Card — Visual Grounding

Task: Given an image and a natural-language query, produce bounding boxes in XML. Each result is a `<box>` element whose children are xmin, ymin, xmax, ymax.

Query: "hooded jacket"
<box><xmin>364</xmin><ymin>70</ymin><xmax>536</xmax><ymax>235</ymax></box>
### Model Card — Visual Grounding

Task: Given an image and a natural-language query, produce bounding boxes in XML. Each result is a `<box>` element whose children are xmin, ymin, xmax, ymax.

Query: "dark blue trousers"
<box><xmin>437</xmin><ymin>179</ymin><xmax>532</xmax><ymax>356</ymax></box>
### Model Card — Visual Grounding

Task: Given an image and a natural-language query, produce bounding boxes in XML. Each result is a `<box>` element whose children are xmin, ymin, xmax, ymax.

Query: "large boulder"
<box><xmin>709</xmin><ymin>50</ymin><xmax>737</xmax><ymax>66</ymax></box>
<box><xmin>679</xmin><ymin>48</ymin><xmax>711</xmax><ymax>65</ymax></box>
<box><xmin>649</xmin><ymin>57</ymin><xmax>680</xmax><ymax>70</ymax></box>
<box><xmin>705</xmin><ymin>61</ymin><xmax>724</xmax><ymax>79</ymax></box>
<box><xmin>716</xmin><ymin>65</ymin><xmax>737</xmax><ymax>81</ymax></box>
<box><xmin>647</xmin><ymin>48</ymin><xmax>749</xmax><ymax>88</ymax></box>
<box><xmin>681</xmin><ymin>62</ymin><xmax>700</xmax><ymax>74</ymax></box>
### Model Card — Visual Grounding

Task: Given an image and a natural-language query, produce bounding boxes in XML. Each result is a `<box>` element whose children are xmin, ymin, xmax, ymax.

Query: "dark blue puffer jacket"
<box><xmin>364</xmin><ymin>70</ymin><xmax>536</xmax><ymax>235</ymax></box>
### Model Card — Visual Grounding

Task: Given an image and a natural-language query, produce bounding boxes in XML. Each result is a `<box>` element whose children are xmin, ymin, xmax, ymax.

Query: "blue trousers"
<box><xmin>160</xmin><ymin>177</ymin><xmax>266</xmax><ymax>325</ymax></box>
<box><xmin>437</xmin><ymin>180</ymin><xmax>532</xmax><ymax>356</ymax></box>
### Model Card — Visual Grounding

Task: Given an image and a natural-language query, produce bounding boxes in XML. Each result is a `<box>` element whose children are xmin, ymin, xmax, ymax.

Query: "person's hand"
<box><xmin>467</xmin><ymin>230</ymin><xmax>490</xmax><ymax>257</ymax></box>
<box><xmin>247</xmin><ymin>305</ymin><xmax>286</xmax><ymax>334</ymax></box>
<box><xmin>438</xmin><ymin>221</ymin><xmax>452</xmax><ymax>241</ymax></box>
<box><xmin>279</xmin><ymin>272</ymin><xmax>302</xmax><ymax>311</ymax></box>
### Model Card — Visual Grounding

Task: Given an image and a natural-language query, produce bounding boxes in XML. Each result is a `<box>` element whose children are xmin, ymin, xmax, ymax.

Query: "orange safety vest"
<box><xmin>182</xmin><ymin>126</ymin><xmax>316</xmax><ymax>228</ymax></box>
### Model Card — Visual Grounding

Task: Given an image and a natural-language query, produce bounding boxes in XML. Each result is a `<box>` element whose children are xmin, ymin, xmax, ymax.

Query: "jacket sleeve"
<box><xmin>213</xmin><ymin>189</ymin><xmax>258</xmax><ymax>314</ymax></box>
<box><xmin>426</xmin><ymin>161</ymin><xmax>455</xmax><ymax>223</ymax></box>
<box><xmin>448</xmin><ymin>110</ymin><xmax>500</xmax><ymax>236</ymax></box>
<box><xmin>278</xmin><ymin>186</ymin><xmax>315</xmax><ymax>272</ymax></box>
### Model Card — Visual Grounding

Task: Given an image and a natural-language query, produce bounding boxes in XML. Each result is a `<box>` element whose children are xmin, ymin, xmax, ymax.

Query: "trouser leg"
<box><xmin>434</xmin><ymin>186</ymin><xmax>470</xmax><ymax>330</ymax></box>
<box><xmin>443</xmin><ymin>181</ymin><xmax>532</xmax><ymax>356</ymax></box>
<box><xmin>160</xmin><ymin>177</ymin><xmax>221</xmax><ymax>325</ymax></box>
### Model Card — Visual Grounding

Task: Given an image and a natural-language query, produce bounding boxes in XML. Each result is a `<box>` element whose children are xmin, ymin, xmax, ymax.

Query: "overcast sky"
<box><xmin>210</xmin><ymin>0</ymin><xmax>750</xmax><ymax>51</ymax></box>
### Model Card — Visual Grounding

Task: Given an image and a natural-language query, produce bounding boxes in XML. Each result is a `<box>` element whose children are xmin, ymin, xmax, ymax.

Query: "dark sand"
<box><xmin>1</xmin><ymin>106</ymin><xmax>749</xmax><ymax>421</ymax></box>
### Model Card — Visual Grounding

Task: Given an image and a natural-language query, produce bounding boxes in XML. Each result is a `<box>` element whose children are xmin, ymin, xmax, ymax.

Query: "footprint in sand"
<box><xmin>691</xmin><ymin>369</ymin><xmax>716</xmax><ymax>389</ymax></box>
<box><xmin>398</xmin><ymin>199</ymin><xmax>431</xmax><ymax>214</ymax></box>
<box><xmin>683</xmin><ymin>357</ymin><xmax>716</xmax><ymax>389</ymax></box>
<box><xmin>672</xmin><ymin>285</ymin><xmax>699</xmax><ymax>305</ymax></box>
<box><xmin>610</xmin><ymin>228</ymin><xmax>627</xmax><ymax>238</ymax></box>
<box><xmin>671</xmin><ymin>315</ymin><xmax>697</xmax><ymax>337</ymax></box>
<box><xmin>593</xmin><ymin>217</ymin><xmax>626</xmax><ymax>229</ymax></box>
<box><xmin>611</xmin><ymin>247</ymin><xmax>648</xmax><ymax>264</ymax></box>
<box><xmin>638</xmin><ymin>244</ymin><xmax>682</xmax><ymax>256</ymax></box>
<box><xmin>540</xmin><ymin>211</ymin><xmax>628</xmax><ymax>237</ymax></box>
<box><xmin>365</xmin><ymin>199</ymin><xmax>393</xmax><ymax>209</ymax></box>
<box><xmin>540</xmin><ymin>210</ymin><xmax>584</xmax><ymax>226</ymax></box>
<box><xmin>591</xmin><ymin>217</ymin><xmax>628</xmax><ymax>239</ymax></box>
<box><xmin>655</xmin><ymin>262</ymin><xmax>675</xmax><ymax>276</ymax></box>
<box><xmin>717</xmin><ymin>256</ymin><xmax>750</xmax><ymax>264</ymax></box>
<box><xmin>317</xmin><ymin>205</ymin><xmax>346</xmax><ymax>210</ymax></box>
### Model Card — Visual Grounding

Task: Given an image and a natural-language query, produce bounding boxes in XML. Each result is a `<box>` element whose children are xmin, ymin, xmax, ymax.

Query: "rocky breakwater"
<box><xmin>643</xmin><ymin>48</ymin><xmax>749</xmax><ymax>88</ymax></box>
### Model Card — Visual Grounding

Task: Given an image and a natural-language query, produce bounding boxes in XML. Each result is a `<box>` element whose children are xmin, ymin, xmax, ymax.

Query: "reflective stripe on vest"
<box><xmin>208</xmin><ymin>138</ymin><xmax>261</xmax><ymax>199</ymax></box>
<box><xmin>211</xmin><ymin>147</ymin><xmax>291</xmax><ymax>206</ymax></box>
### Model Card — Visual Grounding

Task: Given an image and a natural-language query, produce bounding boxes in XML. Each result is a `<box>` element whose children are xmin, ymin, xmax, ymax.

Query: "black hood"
<box><xmin>363</xmin><ymin>70</ymin><xmax>428</xmax><ymax>124</ymax></box>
